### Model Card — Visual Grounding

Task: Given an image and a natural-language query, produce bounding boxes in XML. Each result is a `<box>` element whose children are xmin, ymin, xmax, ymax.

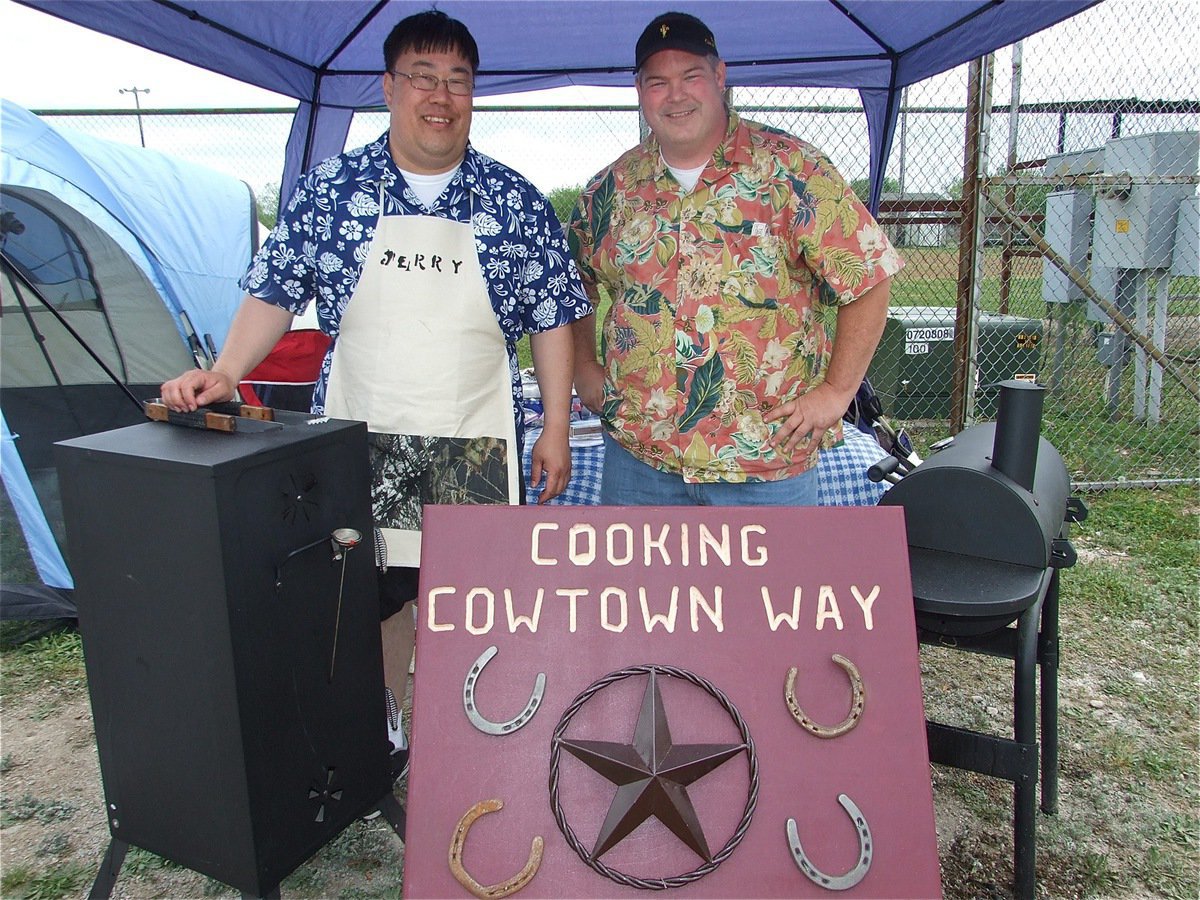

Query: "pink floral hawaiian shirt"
<box><xmin>569</xmin><ymin>111</ymin><xmax>902</xmax><ymax>482</ymax></box>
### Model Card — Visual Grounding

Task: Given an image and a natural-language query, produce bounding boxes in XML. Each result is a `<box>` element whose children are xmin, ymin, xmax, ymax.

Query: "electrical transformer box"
<box><xmin>1171</xmin><ymin>195</ymin><xmax>1199</xmax><ymax>277</ymax></box>
<box><xmin>1042</xmin><ymin>189</ymin><xmax>1094</xmax><ymax>303</ymax></box>
<box><xmin>867</xmin><ymin>307</ymin><xmax>1043</xmax><ymax>420</ymax></box>
<box><xmin>1093</xmin><ymin>131</ymin><xmax>1199</xmax><ymax>270</ymax></box>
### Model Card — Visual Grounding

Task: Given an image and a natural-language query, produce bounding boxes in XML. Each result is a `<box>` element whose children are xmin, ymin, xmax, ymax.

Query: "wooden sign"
<box><xmin>404</xmin><ymin>506</ymin><xmax>940</xmax><ymax>898</ymax></box>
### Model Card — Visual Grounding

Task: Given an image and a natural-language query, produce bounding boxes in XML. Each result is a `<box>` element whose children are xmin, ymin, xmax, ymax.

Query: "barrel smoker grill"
<box><xmin>880</xmin><ymin>380</ymin><xmax>1087</xmax><ymax>900</ymax></box>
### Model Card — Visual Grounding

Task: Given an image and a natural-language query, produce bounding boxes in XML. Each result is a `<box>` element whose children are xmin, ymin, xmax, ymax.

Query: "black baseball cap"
<box><xmin>634</xmin><ymin>11</ymin><xmax>719</xmax><ymax>71</ymax></box>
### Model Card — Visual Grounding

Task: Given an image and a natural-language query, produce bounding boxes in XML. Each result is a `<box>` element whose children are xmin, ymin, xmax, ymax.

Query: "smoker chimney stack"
<box><xmin>990</xmin><ymin>380</ymin><xmax>1045</xmax><ymax>491</ymax></box>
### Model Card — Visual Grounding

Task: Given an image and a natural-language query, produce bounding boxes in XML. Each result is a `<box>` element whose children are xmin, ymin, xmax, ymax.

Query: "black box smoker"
<box><xmin>56</xmin><ymin>410</ymin><xmax>392</xmax><ymax>898</ymax></box>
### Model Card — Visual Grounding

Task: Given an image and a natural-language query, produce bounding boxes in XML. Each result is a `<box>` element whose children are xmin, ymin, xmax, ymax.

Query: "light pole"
<box><xmin>119</xmin><ymin>86</ymin><xmax>150</xmax><ymax>147</ymax></box>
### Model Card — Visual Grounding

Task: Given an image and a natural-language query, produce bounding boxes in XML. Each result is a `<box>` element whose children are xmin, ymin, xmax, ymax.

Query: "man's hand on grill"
<box><xmin>160</xmin><ymin>369</ymin><xmax>237</xmax><ymax>412</ymax></box>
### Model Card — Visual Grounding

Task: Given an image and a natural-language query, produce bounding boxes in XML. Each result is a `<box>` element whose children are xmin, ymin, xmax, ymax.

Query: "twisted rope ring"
<box><xmin>548</xmin><ymin>664</ymin><xmax>759</xmax><ymax>890</ymax></box>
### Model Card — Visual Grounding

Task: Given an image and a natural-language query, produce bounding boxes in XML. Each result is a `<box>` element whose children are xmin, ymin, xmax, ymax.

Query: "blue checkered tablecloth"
<box><xmin>524</xmin><ymin>420</ymin><xmax>890</xmax><ymax>507</ymax></box>
<box><xmin>817</xmin><ymin>425</ymin><xmax>892</xmax><ymax>506</ymax></box>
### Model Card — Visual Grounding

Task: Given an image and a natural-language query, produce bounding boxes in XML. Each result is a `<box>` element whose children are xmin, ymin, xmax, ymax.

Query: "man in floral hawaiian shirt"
<box><xmin>570</xmin><ymin>11</ymin><xmax>901</xmax><ymax>506</ymax></box>
<box><xmin>163</xmin><ymin>11</ymin><xmax>590</xmax><ymax>780</ymax></box>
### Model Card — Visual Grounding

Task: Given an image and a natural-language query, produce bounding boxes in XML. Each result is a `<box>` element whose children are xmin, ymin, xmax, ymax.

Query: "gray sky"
<box><xmin>0</xmin><ymin>0</ymin><xmax>292</xmax><ymax>109</ymax></box>
<box><xmin>2</xmin><ymin>0</ymin><xmax>1194</xmax><ymax>197</ymax></box>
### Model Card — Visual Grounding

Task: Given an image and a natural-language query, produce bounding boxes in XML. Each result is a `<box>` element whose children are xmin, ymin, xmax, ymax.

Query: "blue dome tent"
<box><xmin>1</xmin><ymin>99</ymin><xmax>256</xmax><ymax>623</ymax></box>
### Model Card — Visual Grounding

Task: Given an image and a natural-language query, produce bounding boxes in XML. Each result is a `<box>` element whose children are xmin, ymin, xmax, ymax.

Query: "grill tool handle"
<box><xmin>144</xmin><ymin>400</ymin><xmax>275</xmax><ymax>433</ymax></box>
<box><xmin>868</xmin><ymin>455</ymin><xmax>901</xmax><ymax>484</ymax></box>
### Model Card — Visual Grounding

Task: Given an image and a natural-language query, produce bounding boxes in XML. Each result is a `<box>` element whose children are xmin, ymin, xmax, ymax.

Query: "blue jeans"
<box><xmin>599</xmin><ymin>433</ymin><xmax>819</xmax><ymax>506</ymax></box>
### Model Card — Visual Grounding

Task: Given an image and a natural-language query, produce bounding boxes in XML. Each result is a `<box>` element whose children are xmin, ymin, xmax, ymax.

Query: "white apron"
<box><xmin>324</xmin><ymin>209</ymin><xmax>519</xmax><ymax>567</ymax></box>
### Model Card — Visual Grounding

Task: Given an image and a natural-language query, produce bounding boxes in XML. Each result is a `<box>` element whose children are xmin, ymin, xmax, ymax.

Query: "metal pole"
<box><xmin>951</xmin><ymin>55</ymin><xmax>993</xmax><ymax>432</ymax></box>
<box><xmin>999</xmin><ymin>42</ymin><xmax>1023</xmax><ymax>315</ymax></box>
<box><xmin>1150</xmin><ymin>273</ymin><xmax>1169</xmax><ymax>423</ymax></box>
<box><xmin>897</xmin><ymin>87</ymin><xmax>909</xmax><ymax>245</ymax></box>
<box><xmin>119</xmin><ymin>87</ymin><xmax>150</xmax><ymax>147</ymax></box>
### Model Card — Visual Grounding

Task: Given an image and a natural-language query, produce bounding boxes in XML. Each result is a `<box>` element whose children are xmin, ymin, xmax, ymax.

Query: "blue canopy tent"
<box><xmin>1</xmin><ymin>99</ymin><xmax>256</xmax><ymax>623</ymax></box>
<box><xmin>15</xmin><ymin>0</ymin><xmax>1099</xmax><ymax>209</ymax></box>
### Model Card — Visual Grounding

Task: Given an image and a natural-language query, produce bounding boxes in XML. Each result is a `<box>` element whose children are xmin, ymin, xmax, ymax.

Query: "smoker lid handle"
<box><xmin>1049</xmin><ymin>538</ymin><xmax>1077</xmax><ymax>569</ymax></box>
<box><xmin>1065</xmin><ymin>496</ymin><xmax>1089</xmax><ymax>523</ymax></box>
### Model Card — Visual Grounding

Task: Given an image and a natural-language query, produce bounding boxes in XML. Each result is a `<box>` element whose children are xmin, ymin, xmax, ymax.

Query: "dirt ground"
<box><xmin>1</xmin><ymin>688</ymin><xmax>409</xmax><ymax>899</ymax></box>
<box><xmin>3</xmin><ymin>497</ymin><xmax>1197</xmax><ymax>900</ymax></box>
<box><xmin>2</xmin><ymin>604</ymin><xmax>1195</xmax><ymax>900</ymax></box>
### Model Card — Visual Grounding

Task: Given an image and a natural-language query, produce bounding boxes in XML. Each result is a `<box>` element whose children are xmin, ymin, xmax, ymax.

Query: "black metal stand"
<box><xmin>374</xmin><ymin>790</ymin><xmax>408</xmax><ymax>840</ymax></box>
<box><xmin>86</xmin><ymin>790</ymin><xmax>406</xmax><ymax>899</ymax></box>
<box><xmin>921</xmin><ymin>567</ymin><xmax>1061</xmax><ymax>900</ymax></box>
<box><xmin>87</xmin><ymin>837</ymin><xmax>128</xmax><ymax>900</ymax></box>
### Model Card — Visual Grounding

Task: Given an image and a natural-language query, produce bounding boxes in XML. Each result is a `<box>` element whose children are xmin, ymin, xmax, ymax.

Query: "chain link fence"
<box><xmin>30</xmin><ymin>0</ymin><xmax>1198</xmax><ymax>487</ymax></box>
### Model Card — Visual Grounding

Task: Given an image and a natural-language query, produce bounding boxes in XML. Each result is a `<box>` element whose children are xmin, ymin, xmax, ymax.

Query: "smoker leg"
<box><xmin>375</xmin><ymin>791</ymin><xmax>407</xmax><ymax>842</ymax></box>
<box><xmin>1013</xmin><ymin>774</ymin><xmax>1037</xmax><ymax>900</ymax></box>
<box><xmin>1013</xmin><ymin>605</ymin><xmax>1040</xmax><ymax>900</ymax></box>
<box><xmin>88</xmin><ymin>837</ymin><xmax>128</xmax><ymax>899</ymax></box>
<box><xmin>1039</xmin><ymin>571</ymin><xmax>1061</xmax><ymax>815</ymax></box>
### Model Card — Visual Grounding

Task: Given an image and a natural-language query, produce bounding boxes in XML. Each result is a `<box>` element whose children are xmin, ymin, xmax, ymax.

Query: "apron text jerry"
<box><xmin>324</xmin><ymin>210</ymin><xmax>519</xmax><ymax>568</ymax></box>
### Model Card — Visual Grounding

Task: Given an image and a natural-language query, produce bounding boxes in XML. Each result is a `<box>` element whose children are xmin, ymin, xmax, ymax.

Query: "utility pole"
<box><xmin>119</xmin><ymin>86</ymin><xmax>150</xmax><ymax>147</ymax></box>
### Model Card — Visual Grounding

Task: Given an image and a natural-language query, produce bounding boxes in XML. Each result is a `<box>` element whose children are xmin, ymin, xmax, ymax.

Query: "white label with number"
<box><xmin>905</xmin><ymin>341</ymin><xmax>930</xmax><ymax>355</ymax></box>
<box><xmin>905</xmin><ymin>326</ymin><xmax>954</xmax><ymax>343</ymax></box>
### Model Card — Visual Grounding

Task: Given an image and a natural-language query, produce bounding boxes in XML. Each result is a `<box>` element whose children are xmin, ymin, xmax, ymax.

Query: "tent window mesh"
<box><xmin>1</xmin><ymin>191</ymin><xmax>100</xmax><ymax>312</ymax></box>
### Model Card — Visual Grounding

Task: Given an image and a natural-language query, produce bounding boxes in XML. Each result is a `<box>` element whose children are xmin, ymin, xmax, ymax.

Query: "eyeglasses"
<box><xmin>389</xmin><ymin>70</ymin><xmax>474</xmax><ymax>96</ymax></box>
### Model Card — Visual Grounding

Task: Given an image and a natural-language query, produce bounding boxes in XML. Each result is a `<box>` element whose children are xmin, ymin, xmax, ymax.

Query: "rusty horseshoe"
<box><xmin>463</xmin><ymin>645</ymin><xmax>546</xmax><ymax>736</ymax></box>
<box><xmin>784</xmin><ymin>654</ymin><xmax>865</xmax><ymax>738</ymax></box>
<box><xmin>786</xmin><ymin>793</ymin><xmax>873</xmax><ymax>891</ymax></box>
<box><xmin>448</xmin><ymin>798</ymin><xmax>544</xmax><ymax>899</ymax></box>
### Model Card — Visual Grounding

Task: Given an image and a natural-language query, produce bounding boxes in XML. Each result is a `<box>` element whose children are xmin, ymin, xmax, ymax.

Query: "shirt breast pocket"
<box><xmin>717</xmin><ymin>225</ymin><xmax>785</xmax><ymax>285</ymax></box>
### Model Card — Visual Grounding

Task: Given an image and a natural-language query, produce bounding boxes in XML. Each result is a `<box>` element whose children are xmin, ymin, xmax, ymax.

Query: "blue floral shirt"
<box><xmin>241</xmin><ymin>132</ymin><xmax>592</xmax><ymax>440</ymax></box>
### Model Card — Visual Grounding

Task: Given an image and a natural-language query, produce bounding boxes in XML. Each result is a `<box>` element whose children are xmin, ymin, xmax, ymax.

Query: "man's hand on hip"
<box><xmin>763</xmin><ymin>382</ymin><xmax>850</xmax><ymax>458</ymax></box>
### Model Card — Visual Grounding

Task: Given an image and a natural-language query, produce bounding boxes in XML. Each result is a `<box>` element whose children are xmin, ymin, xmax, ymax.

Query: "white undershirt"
<box><xmin>399</xmin><ymin>166</ymin><xmax>458</xmax><ymax>209</ymax></box>
<box><xmin>665</xmin><ymin>159</ymin><xmax>706</xmax><ymax>192</ymax></box>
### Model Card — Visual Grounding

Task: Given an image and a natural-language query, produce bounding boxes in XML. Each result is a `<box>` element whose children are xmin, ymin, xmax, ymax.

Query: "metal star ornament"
<box><xmin>557</xmin><ymin>669</ymin><xmax>746</xmax><ymax>862</ymax></box>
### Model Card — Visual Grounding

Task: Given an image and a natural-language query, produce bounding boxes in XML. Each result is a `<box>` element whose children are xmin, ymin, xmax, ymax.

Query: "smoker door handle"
<box><xmin>1049</xmin><ymin>538</ymin><xmax>1077</xmax><ymax>569</ymax></box>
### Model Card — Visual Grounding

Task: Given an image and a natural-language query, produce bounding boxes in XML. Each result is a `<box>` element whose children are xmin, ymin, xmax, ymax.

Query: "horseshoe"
<box><xmin>448</xmin><ymin>798</ymin><xmax>544</xmax><ymax>899</ymax></box>
<box><xmin>463</xmin><ymin>645</ymin><xmax>546</xmax><ymax>736</ymax></box>
<box><xmin>786</xmin><ymin>793</ymin><xmax>873</xmax><ymax>891</ymax></box>
<box><xmin>784</xmin><ymin>653</ymin><xmax>865</xmax><ymax>738</ymax></box>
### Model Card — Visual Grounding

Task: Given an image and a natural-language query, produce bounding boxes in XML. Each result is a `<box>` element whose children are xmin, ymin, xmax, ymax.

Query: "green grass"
<box><xmin>0</xmin><ymin>628</ymin><xmax>86</xmax><ymax>704</ymax></box>
<box><xmin>0</xmin><ymin>861</ymin><xmax>91</xmax><ymax>900</ymax></box>
<box><xmin>920</xmin><ymin>483</ymin><xmax>1199</xmax><ymax>900</ymax></box>
<box><xmin>1071</xmin><ymin>484</ymin><xmax>1199</xmax><ymax>631</ymax></box>
<box><xmin>1082</xmin><ymin>484</ymin><xmax>1197</xmax><ymax>565</ymax></box>
<box><xmin>120</xmin><ymin>847</ymin><xmax>183</xmax><ymax>877</ymax></box>
<box><xmin>1</xmin><ymin>481</ymin><xmax>40</xmax><ymax>586</ymax></box>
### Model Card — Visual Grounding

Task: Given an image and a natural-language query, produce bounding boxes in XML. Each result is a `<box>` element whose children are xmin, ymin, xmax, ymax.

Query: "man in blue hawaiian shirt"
<box><xmin>162</xmin><ymin>10</ymin><xmax>591</xmax><ymax>780</ymax></box>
